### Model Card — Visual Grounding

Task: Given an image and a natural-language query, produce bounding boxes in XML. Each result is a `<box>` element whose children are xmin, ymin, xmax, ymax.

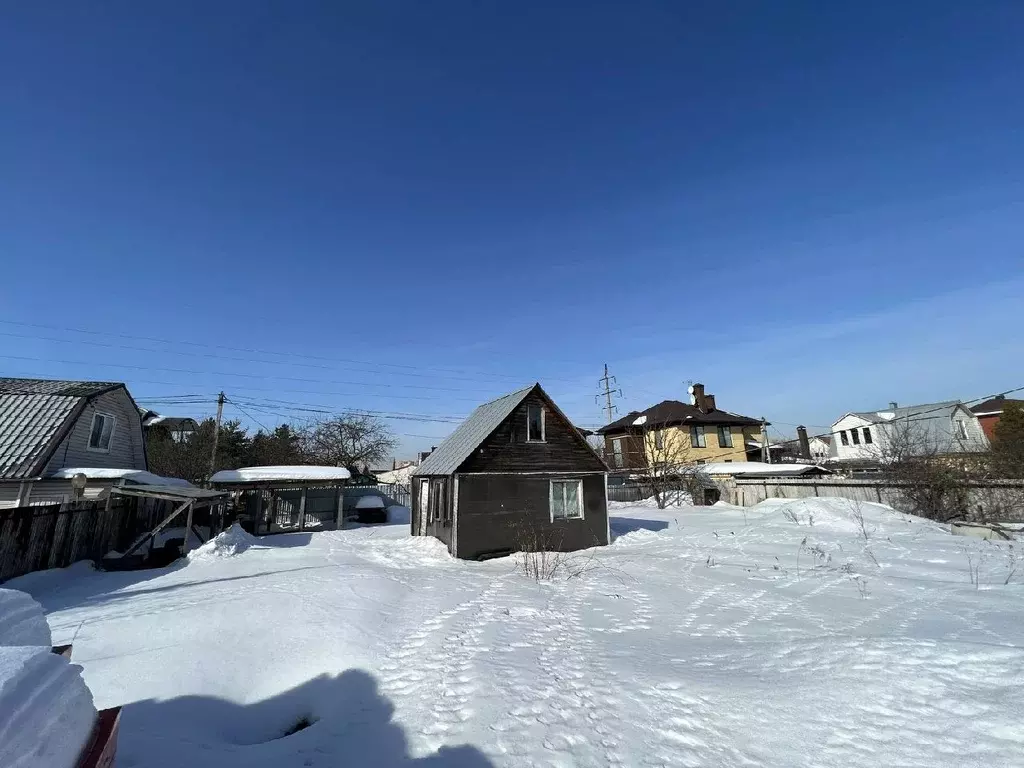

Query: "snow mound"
<box><xmin>0</xmin><ymin>589</ymin><xmax>51</xmax><ymax>647</ymax></box>
<box><xmin>0</xmin><ymin>646</ymin><xmax>96</xmax><ymax>768</ymax></box>
<box><xmin>354</xmin><ymin>534</ymin><xmax>454</xmax><ymax>569</ymax></box>
<box><xmin>187</xmin><ymin>524</ymin><xmax>259</xmax><ymax>562</ymax></box>
<box><xmin>756</xmin><ymin>497</ymin><xmax>902</xmax><ymax>533</ymax></box>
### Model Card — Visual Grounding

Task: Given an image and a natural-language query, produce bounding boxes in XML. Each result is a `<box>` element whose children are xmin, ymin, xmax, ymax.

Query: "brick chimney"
<box><xmin>692</xmin><ymin>383</ymin><xmax>707</xmax><ymax>413</ymax></box>
<box><xmin>704</xmin><ymin>394</ymin><xmax>716</xmax><ymax>412</ymax></box>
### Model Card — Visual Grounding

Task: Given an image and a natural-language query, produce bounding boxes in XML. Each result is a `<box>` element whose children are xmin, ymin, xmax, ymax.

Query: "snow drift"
<box><xmin>187</xmin><ymin>523</ymin><xmax>259</xmax><ymax>562</ymax></box>
<box><xmin>0</xmin><ymin>647</ymin><xmax>96</xmax><ymax>768</ymax></box>
<box><xmin>0</xmin><ymin>589</ymin><xmax>51</xmax><ymax>647</ymax></box>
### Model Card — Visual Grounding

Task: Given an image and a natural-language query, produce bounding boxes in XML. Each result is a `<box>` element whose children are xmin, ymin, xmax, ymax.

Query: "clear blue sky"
<box><xmin>2</xmin><ymin>2</ymin><xmax>1022</xmax><ymax>457</ymax></box>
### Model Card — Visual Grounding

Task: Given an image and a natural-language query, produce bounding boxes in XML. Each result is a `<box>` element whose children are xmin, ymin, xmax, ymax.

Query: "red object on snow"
<box><xmin>77</xmin><ymin>707</ymin><xmax>121</xmax><ymax>768</ymax></box>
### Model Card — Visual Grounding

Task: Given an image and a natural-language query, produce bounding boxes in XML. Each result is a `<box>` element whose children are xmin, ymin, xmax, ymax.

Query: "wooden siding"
<box><xmin>602</xmin><ymin>433</ymin><xmax>646</xmax><ymax>471</ymax></box>
<box><xmin>43</xmin><ymin>388</ymin><xmax>147</xmax><ymax>475</ymax></box>
<box><xmin>458</xmin><ymin>391</ymin><xmax>606</xmax><ymax>474</ymax></box>
<box><xmin>0</xmin><ymin>484</ymin><xmax>21</xmax><ymax>506</ymax></box>
<box><xmin>455</xmin><ymin>473</ymin><xmax>607</xmax><ymax>560</ymax></box>
<box><xmin>411</xmin><ymin>475</ymin><xmax>455</xmax><ymax>551</ymax></box>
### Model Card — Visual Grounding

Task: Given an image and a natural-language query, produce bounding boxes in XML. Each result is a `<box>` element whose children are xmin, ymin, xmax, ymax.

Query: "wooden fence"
<box><xmin>0</xmin><ymin>497</ymin><xmax>162</xmax><ymax>583</ymax></box>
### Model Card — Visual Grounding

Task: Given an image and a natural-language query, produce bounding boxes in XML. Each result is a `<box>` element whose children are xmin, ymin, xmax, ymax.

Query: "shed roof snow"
<box><xmin>0</xmin><ymin>378</ymin><xmax>125</xmax><ymax>480</ymax></box>
<box><xmin>415</xmin><ymin>386</ymin><xmax>535</xmax><ymax>476</ymax></box>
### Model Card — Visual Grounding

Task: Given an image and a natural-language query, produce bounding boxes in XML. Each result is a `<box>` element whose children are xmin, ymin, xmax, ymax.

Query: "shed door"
<box><xmin>418</xmin><ymin>479</ymin><xmax>430</xmax><ymax>535</ymax></box>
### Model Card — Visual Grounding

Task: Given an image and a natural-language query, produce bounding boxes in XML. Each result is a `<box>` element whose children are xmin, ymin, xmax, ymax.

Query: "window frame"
<box><xmin>611</xmin><ymin>438</ymin><xmax>624</xmax><ymax>468</ymax></box>
<box><xmin>956</xmin><ymin>420</ymin><xmax>969</xmax><ymax>441</ymax></box>
<box><xmin>690</xmin><ymin>425</ymin><xmax>706</xmax><ymax>448</ymax></box>
<box><xmin>526</xmin><ymin>404</ymin><xmax>546</xmax><ymax>443</ymax></box>
<box><xmin>549</xmin><ymin>479</ymin><xmax>584</xmax><ymax>522</ymax></box>
<box><xmin>86</xmin><ymin>412</ymin><xmax>116</xmax><ymax>453</ymax></box>
<box><xmin>863</xmin><ymin>427</ymin><xmax>873</xmax><ymax>445</ymax></box>
<box><xmin>851</xmin><ymin>428</ymin><xmax>861</xmax><ymax>445</ymax></box>
<box><xmin>654</xmin><ymin>429</ymin><xmax>665</xmax><ymax>450</ymax></box>
<box><xmin>839</xmin><ymin>430</ymin><xmax>849</xmax><ymax>446</ymax></box>
<box><xmin>717</xmin><ymin>425</ymin><xmax>733</xmax><ymax>448</ymax></box>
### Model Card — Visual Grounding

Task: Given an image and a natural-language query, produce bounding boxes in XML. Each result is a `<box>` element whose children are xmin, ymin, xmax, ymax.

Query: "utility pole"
<box><xmin>596</xmin><ymin>364</ymin><xmax>622</xmax><ymax>424</ymax></box>
<box><xmin>761</xmin><ymin>417</ymin><xmax>770</xmax><ymax>463</ymax></box>
<box><xmin>207</xmin><ymin>391</ymin><xmax>226</xmax><ymax>482</ymax></box>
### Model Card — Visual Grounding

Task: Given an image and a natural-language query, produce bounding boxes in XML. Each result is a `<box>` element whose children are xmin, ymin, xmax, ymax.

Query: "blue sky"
<box><xmin>1</xmin><ymin>2</ymin><xmax>1022</xmax><ymax>457</ymax></box>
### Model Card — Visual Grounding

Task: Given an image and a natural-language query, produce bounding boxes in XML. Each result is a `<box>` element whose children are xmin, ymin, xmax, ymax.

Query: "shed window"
<box><xmin>87</xmin><ymin>412</ymin><xmax>115</xmax><ymax>452</ymax></box>
<box><xmin>527</xmin><ymin>404</ymin><xmax>545</xmax><ymax>442</ymax></box>
<box><xmin>550</xmin><ymin>480</ymin><xmax>584</xmax><ymax>520</ymax></box>
<box><xmin>851</xmin><ymin>428</ymin><xmax>861</xmax><ymax>445</ymax></box>
<box><xmin>690</xmin><ymin>425</ymin><xmax>706</xmax><ymax>448</ymax></box>
<box><xmin>839</xmin><ymin>430</ymin><xmax>849</xmax><ymax>446</ymax></box>
<box><xmin>717</xmin><ymin>426</ymin><xmax>733</xmax><ymax>448</ymax></box>
<box><xmin>863</xmin><ymin>427</ymin><xmax>873</xmax><ymax>444</ymax></box>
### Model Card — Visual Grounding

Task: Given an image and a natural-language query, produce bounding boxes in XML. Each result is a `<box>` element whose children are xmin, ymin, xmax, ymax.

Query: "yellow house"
<box><xmin>597</xmin><ymin>384</ymin><xmax>765</xmax><ymax>470</ymax></box>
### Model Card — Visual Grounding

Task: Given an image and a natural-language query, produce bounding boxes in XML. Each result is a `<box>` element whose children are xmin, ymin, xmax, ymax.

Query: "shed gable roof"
<box><xmin>0</xmin><ymin>378</ymin><xmax>125</xmax><ymax>480</ymax></box>
<box><xmin>414</xmin><ymin>386</ymin><xmax>535</xmax><ymax>476</ymax></box>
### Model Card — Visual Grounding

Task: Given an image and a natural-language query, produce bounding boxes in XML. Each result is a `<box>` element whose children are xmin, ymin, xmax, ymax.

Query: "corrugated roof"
<box><xmin>0</xmin><ymin>378</ymin><xmax>125</xmax><ymax>480</ymax></box>
<box><xmin>0</xmin><ymin>378</ymin><xmax>120</xmax><ymax>397</ymax></box>
<box><xmin>0</xmin><ymin>393</ymin><xmax>82</xmax><ymax>479</ymax></box>
<box><xmin>414</xmin><ymin>385</ymin><xmax>535</xmax><ymax>476</ymax></box>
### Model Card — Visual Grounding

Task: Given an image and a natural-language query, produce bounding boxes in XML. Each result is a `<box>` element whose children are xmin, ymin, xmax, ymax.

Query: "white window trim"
<box><xmin>86</xmin><ymin>412</ymin><xmax>116</xmax><ymax>453</ymax></box>
<box><xmin>527</xmin><ymin>404</ymin><xmax>546</xmax><ymax>443</ymax></box>
<box><xmin>549</xmin><ymin>478</ymin><xmax>584</xmax><ymax>522</ymax></box>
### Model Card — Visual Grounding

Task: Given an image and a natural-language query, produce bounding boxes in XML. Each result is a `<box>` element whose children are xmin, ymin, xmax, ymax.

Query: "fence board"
<box><xmin>0</xmin><ymin>497</ymin><xmax>158</xmax><ymax>583</ymax></box>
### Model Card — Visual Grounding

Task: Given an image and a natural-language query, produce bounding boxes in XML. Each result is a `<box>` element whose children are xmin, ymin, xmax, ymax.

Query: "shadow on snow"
<box><xmin>117</xmin><ymin>668</ymin><xmax>495</xmax><ymax>768</ymax></box>
<box><xmin>609</xmin><ymin>517</ymin><xmax>670</xmax><ymax>540</ymax></box>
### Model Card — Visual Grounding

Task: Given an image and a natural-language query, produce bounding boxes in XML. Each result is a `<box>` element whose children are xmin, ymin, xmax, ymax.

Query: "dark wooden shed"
<box><xmin>412</xmin><ymin>383</ymin><xmax>609</xmax><ymax>560</ymax></box>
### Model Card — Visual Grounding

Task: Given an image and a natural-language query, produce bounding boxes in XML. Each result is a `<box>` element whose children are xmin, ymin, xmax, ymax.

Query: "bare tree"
<box><xmin>880</xmin><ymin>417</ymin><xmax>975</xmax><ymax>522</ymax></box>
<box><xmin>299</xmin><ymin>414</ymin><xmax>397</xmax><ymax>471</ymax></box>
<box><xmin>633</xmin><ymin>420</ymin><xmax>708</xmax><ymax>508</ymax></box>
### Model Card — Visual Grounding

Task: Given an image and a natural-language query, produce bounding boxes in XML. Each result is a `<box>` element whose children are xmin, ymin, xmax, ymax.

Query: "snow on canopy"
<box><xmin>49</xmin><ymin>468</ymin><xmax>195</xmax><ymax>488</ymax></box>
<box><xmin>700</xmin><ymin>461</ymin><xmax>826</xmax><ymax>476</ymax></box>
<box><xmin>209</xmin><ymin>466</ymin><xmax>352</xmax><ymax>483</ymax></box>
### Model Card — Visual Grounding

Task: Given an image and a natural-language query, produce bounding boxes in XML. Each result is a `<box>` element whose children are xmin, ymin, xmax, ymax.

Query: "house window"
<box><xmin>611</xmin><ymin>438</ymin><xmax>623</xmax><ymax>468</ymax></box>
<box><xmin>717</xmin><ymin>426</ymin><xmax>733</xmax><ymax>448</ymax></box>
<box><xmin>863</xmin><ymin>427</ymin><xmax>873</xmax><ymax>444</ymax></box>
<box><xmin>956</xmin><ymin>420</ymin><xmax>969</xmax><ymax>441</ymax></box>
<box><xmin>690</xmin><ymin>425</ymin><xmax>706</xmax><ymax>448</ymax></box>
<box><xmin>654</xmin><ymin>430</ymin><xmax>665</xmax><ymax>450</ymax></box>
<box><xmin>839</xmin><ymin>430</ymin><xmax>849</xmax><ymax>446</ymax></box>
<box><xmin>527</xmin><ymin>404</ymin><xmax>545</xmax><ymax>442</ymax></box>
<box><xmin>696</xmin><ymin>459</ymin><xmax>707</xmax><ymax>465</ymax></box>
<box><xmin>87</xmin><ymin>412</ymin><xmax>115</xmax><ymax>452</ymax></box>
<box><xmin>550</xmin><ymin>479</ymin><xmax>584</xmax><ymax>520</ymax></box>
<box><xmin>851</xmin><ymin>428</ymin><xmax>861</xmax><ymax>445</ymax></box>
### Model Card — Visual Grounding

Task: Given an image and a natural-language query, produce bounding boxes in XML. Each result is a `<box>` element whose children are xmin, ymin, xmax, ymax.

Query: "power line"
<box><xmin>0</xmin><ymin>319</ymin><xmax>579</xmax><ymax>383</ymax></box>
<box><xmin>225</xmin><ymin>396</ymin><xmax>271</xmax><ymax>432</ymax></box>
<box><xmin>0</xmin><ymin>353</ymin><xmax>500</xmax><ymax>396</ymax></box>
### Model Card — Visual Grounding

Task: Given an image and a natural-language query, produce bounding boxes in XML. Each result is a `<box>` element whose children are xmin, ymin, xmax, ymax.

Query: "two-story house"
<box><xmin>830</xmin><ymin>400</ymin><xmax>989</xmax><ymax>463</ymax></box>
<box><xmin>597</xmin><ymin>384</ymin><xmax>765</xmax><ymax>471</ymax></box>
<box><xmin>0</xmin><ymin>378</ymin><xmax>148</xmax><ymax>507</ymax></box>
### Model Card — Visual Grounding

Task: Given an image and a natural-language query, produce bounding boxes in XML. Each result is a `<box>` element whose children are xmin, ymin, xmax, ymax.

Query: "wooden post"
<box><xmin>298</xmin><ymin>487</ymin><xmax>307</xmax><ymax>532</ymax></box>
<box><xmin>181</xmin><ymin>501</ymin><xmax>195</xmax><ymax>555</ymax></box>
<box><xmin>270</xmin><ymin>490</ymin><xmax>278</xmax><ymax>531</ymax></box>
<box><xmin>876</xmin><ymin>485</ymin><xmax>883</xmax><ymax>503</ymax></box>
<box><xmin>252</xmin><ymin>492</ymin><xmax>262</xmax><ymax>536</ymax></box>
<box><xmin>335</xmin><ymin>486</ymin><xmax>344</xmax><ymax>529</ymax></box>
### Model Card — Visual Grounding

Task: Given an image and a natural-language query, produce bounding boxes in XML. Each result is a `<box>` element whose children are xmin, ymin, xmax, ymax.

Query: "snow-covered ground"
<box><xmin>10</xmin><ymin>498</ymin><xmax>1024</xmax><ymax>767</ymax></box>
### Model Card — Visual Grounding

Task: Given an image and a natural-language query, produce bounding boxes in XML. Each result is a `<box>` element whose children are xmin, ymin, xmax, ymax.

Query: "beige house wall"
<box><xmin>644</xmin><ymin>424</ymin><xmax>762</xmax><ymax>465</ymax></box>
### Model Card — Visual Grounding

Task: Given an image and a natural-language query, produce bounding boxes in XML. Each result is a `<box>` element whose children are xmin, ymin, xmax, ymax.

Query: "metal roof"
<box><xmin>414</xmin><ymin>385</ymin><xmax>535</xmax><ymax>476</ymax></box>
<box><xmin>0</xmin><ymin>378</ymin><xmax>121</xmax><ymax>397</ymax></box>
<box><xmin>0</xmin><ymin>378</ymin><xmax>125</xmax><ymax>480</ymax></box>
<box><xmin>0</xmin><ymin>393</ymin><xmax>82</xmax><ymax>479</ymax></box>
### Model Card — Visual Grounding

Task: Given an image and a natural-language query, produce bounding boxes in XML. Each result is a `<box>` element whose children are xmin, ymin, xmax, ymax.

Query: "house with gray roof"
<box><xmin>0</xmin><ymin>378</ymin><xmax>147</xmax><ymax>507</ymax></box>
<box><xmin>412</xmin><ymin>383</ymin><xmax>609</xmax><ymax>560</ymax></box>
<box><xmin>830</xmin><ymin>400</ymin><xmax>989</xmax><ymax>463</ymax></box>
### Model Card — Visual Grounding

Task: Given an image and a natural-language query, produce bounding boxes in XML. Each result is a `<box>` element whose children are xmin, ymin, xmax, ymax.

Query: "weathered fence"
<box><xmin>607</xmin><ymin>484</ymin><xmax>649</xmax><ymax>503</ymax></box>
<box><xmin>0</xmin><ymin>497</ymin><xmax>162</xmax><ymax>583</ymax></box>
<box><xmin>347</xmin><ymin>483</ymin><xmax>411</xmax><ymax>508</ymax></box>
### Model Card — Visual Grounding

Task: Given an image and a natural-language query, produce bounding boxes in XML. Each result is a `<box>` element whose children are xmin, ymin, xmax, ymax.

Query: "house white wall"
<box><xmin>808</xmin><ymin>436</ymin><xmax>834</xmax><ymax>462</ymax></box>
<box><xmin>832</xmin><ymin>415</ymin><xmax>883</xmax><ymax>461</ymax></box>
